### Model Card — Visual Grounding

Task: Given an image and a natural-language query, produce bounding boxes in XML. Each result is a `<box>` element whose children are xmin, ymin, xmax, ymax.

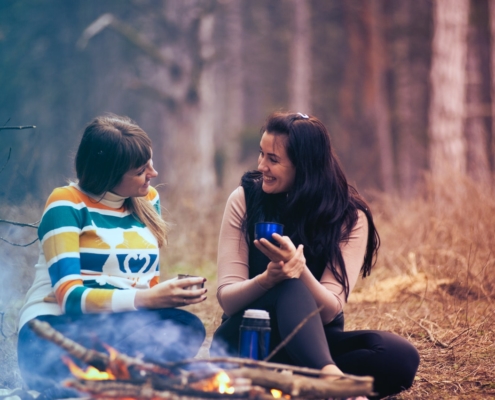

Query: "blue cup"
<box><xmin>254</xmin><ymin>222</ymin><xmax>284</xmax><ymax>245</ymax></box>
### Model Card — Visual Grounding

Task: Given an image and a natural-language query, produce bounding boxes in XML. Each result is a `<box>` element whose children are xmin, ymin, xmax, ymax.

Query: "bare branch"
<box><xmin>0</xmin><ymin>125</ymin><xmax>36</xmax><ymax>131</ymax></box>
<box><xmin>78</xmin><ymin>13</ymin><xmax>174</xmax><ymax>68</ymax></box>
<box><xmin>0</xmin><ymin>237</ymin><xmax>38</xmax><ymax>247</ymax></box>
<box><xmin>264</xmin><ymin>305</ymin><xmax>324</xmax><ymax>362</ymax></box>
<box><xmin>0</xmin><ymin>219</ymin><xmax>39</xmax><ymax>228</ymax></box>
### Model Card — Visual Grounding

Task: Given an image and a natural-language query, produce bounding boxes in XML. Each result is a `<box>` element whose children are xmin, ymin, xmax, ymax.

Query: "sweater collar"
<box><xmin>71</xmin><ymin>182</ymin><xmax>128</xmax><ymax>209</ymax></box>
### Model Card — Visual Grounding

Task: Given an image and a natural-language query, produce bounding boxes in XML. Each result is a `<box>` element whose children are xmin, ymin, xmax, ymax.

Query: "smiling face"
<box><xmin>258</xmin><ymin>132</ymin><xmax>296</xmax><ymax>194</ymax></box>
<box><xmin>111</xmin><ymin>157</ymin><xmax>158</xmax><ymax>198</ymax></box>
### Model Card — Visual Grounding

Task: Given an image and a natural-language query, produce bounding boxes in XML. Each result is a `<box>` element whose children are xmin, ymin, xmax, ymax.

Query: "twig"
<box><xmin>264</xmin><ymin>305</ymin><xmax>324</xmax><ymax>362</ymax></box>
<box><xmin>0</xmin><ymin>125</ymin><xmax>36</xmax><ymax>130</ymax></box>
<box><xmin>0</xmin><ymin>148</ymin><xmax>11</xmax><ymax>174</ymax></box>
<box><xmin>0</xmin><ymin>237</ymin><xmax>38</xmax><ymax>247</ymax></box>
<box><xmin>447</xmin><ymin>328</ymin><xmax>470</xmax><ymax>347</ymax></box>
<box><xmin>0</xmin><ymin>219</ymin><xmax>39</xmax><ymax>228</ymax></box>
<box><xmin>0</xmin><ymin>312</ymin><xmax>8</xmax><ymax>339</ymax></box>
<box><xmin>405</xmin><ymin>314</ymin><xmax>449</xmax><ymax>348</ymax></box>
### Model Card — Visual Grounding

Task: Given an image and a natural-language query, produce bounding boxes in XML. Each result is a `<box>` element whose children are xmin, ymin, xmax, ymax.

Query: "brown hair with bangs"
<box><xmin>75</xmin><ymin>114</ymin><xmax>167</xmax><ymax>247</ymax></box>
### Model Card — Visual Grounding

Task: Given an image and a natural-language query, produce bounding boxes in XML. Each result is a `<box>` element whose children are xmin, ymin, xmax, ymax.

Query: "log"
<box><xmin>229</xmin><ymin>368</ymin><xmax>374</xmax><ymax>399</ymax></box>
<box><xmin>28</xmin><ymin>320</ymin><xmax>171</xmax><ymax>377</ymax></box>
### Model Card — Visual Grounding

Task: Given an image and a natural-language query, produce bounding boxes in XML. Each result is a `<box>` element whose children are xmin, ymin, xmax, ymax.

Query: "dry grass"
<box><xmin>2</xmin><ymin>175</ymin><xmax>495</xmax><ymax>400</ymax></box>
<box><xmin>346</xmin><ymin>174</ymin><xmax>495</xmax><ymax>399</ymax></box>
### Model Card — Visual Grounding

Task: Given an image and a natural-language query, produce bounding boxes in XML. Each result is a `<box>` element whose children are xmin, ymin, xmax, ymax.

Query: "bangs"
<box><xmin>123</xmin><ymin>133</ymin><xmax>152</xmax><ymax>170</ymax></box>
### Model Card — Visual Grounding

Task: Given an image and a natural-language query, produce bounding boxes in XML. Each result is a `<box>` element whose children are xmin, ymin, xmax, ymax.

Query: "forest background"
<box><xmin>1</xmin><ymin>0</ymin><xmax>495</xmax><ymax>398</ymax></box>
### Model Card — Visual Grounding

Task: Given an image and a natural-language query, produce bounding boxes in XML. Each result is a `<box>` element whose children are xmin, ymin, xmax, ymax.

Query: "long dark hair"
<box><xmin>242</xmin><ymin>112</ymin><xmax>380</xmax><ymax>299</ymax></box>
<box><xmin>75</xmin><ymin>114</ymin><xmax>168</xmax><ymax>247</ymax></box>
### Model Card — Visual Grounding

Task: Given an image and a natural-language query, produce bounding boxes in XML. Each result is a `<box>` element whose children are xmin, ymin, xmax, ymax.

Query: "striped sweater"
<box><xmin>19</xmin><ymin>183</ymin><xmax>161</xmax><ymax>328</ymax></box>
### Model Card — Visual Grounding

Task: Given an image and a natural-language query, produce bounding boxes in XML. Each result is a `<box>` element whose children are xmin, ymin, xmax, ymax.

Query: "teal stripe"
<box><xmin>154</xmin><ymin>198</ymin><xmax>161</xmax><ymax>214</ymax></box>
<box><xmin>83</xmin><ymin>280</ymin><xmax>119</xmax><ymax>290</ymax></box>
<box><xmin>38</xmin><ymin>206</ymin><xmax>88</xmax><ymax>240</ymax></box>
<box><xmin>65</xmin><ymin>286</ymin><xmax>86</xmax><ymax>314</ymax></box>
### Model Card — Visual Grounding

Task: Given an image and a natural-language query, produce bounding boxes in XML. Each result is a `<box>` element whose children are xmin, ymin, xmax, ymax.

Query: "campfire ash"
<box><xmin>27</xmin><ymin>319</ymin><xmax>374</xmax><ymax>399</ymax></box>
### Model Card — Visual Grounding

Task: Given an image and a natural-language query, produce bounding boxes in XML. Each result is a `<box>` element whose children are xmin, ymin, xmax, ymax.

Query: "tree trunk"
<box><xmin>487</xmin><ymin>0</ymin><xmax>495</xmax><ymax>173</ymax></box>
<box><xmin>465</xmin><ymin>0</ymin><xmax>491</xmax><ymax>183</ymax></box>
<box><xmin>367</xmin><ymin>0</ymin><xmax>395</xmax><ymax>193</ymax></box>
<box><xmin>391</xmin><ymin>0</ymin><xmax>430</xmax><ymax>198</ymax></box>
<box><xmin>289</xmin><ymin>0</ymin><xmax>312</xmax><ymax>113</ymax></box>
<box><xmin>428</xmin><ymin>0</ymin><xmax>469</xmax><ymax>176</ymax></box>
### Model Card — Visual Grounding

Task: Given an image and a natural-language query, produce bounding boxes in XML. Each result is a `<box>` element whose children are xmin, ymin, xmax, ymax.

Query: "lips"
<box><xmin>263</xmin><ymin>175</ymin><xmax>275</xmax><ymax>183</ymax></box>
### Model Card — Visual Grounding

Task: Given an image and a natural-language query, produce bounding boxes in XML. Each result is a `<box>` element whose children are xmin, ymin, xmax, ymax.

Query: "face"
<box><xmin>111</xmin><ymin>157</ymin><xmax>158</xmax><ymax>198</ymax></box>
<box><xmin>258</xmin><ymin>132</ymin><xmax>296</xmax><ymax>194</ymax></box>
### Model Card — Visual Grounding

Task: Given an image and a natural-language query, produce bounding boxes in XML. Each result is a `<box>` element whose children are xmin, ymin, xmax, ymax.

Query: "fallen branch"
<box><xmin>264</xmin><ymin>305</ymin><xmax>324</xmax><ymax>362</ymax></box>
<box><xmin>405</xmin><ymin>314</ymin><xmax>449</xmax><ymax>348</ymax></box>
<box><xmin>230</xmin><ymin>368</ymin><xmax>373</xmax><ymax>399</ymax></box>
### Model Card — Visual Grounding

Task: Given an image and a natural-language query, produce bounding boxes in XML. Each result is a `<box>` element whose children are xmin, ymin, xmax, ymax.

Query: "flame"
<box><xmin>270</xmin><ymin>388</ymin><xmax>290</xmax><ymax>399</ymax></box>
<box><xmin>103</xmin><ymin>344</ymin><xmax>131</xmax><ymax>380</ymax></box>
<box><xmin>194</xmin><ymin>371</ymin><xmax>235</xmax><ymax>394</ymax></box>
<box><xmin>62</xmin><ymin>356</ymin><xmax>115</xmax><ymax>380</ymax></box>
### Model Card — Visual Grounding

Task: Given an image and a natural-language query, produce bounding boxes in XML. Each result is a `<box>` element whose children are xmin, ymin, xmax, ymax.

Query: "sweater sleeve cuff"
<box><xmin>112</xmin><ymin>289</ymin><xmax>138</xmax><ymax>312</ymax></box>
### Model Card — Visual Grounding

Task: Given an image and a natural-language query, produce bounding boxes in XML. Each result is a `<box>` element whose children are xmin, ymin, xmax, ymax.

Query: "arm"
<box><xmin>216</xmin><ymin>187</ymin><xmax>270</xmax><ymax>316</ymax></box>
<box><xmin>299</xmin><ymin>210</ymin><xmax>369</xmax><ymax>324</ymax></box>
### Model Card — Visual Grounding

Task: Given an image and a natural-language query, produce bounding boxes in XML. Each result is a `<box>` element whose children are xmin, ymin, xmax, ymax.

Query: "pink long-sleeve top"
<box><xmin>216</xmin><ymin>186</ymin><xmax>369</xmax><ymax>325</ymax></box>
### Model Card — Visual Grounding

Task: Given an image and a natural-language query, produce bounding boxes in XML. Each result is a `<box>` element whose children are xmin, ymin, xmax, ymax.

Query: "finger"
<box><xmin>184</xmin><ymin>288</ymin><xmax>207</xmax><ymax>299</ymax></box>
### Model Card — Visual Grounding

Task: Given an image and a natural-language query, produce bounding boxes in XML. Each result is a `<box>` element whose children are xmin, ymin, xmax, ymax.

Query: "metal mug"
<box><xmin>178</xmin><ymin>274</ymin><xmax>204</xmax><ymax>290</ymax></box>
<box><xmin>254</xmin><ymin>222</ymin><xmax>284</xmax><ymax>245</ymax></box>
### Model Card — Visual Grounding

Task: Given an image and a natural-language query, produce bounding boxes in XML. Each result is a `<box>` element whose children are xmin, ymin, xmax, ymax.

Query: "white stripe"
<box><xmin>81</xmin><ymin>289</ymin><xmax>89</xmax><ymax>313</ymax></box>
<box><xmin>79</xmin><ymin>247</ymin><xmax>159</xmax><ymax>255</ymax></box>
<box><xmin>41</xmin><ymin>226</ymin><xmax>80</xmax><ymax>244</ymax></box>
<box><xmin>46</xmin><ymin>252</ymin><xmax>80</xmax><ymax>269</ymax></box>
<box><xmin>44</xmin><ymin>200</ymin><xmax>86</xmax><ymax>213</ymax></box>
<box><xmin>86</xmin><ymin>207</ymin><xmax>131</xmax><ymax>217</ymax></box>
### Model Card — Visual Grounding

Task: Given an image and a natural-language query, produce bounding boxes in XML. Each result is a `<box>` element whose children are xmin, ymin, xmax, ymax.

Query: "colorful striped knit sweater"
<box><xmin>19</xmin><ymin>183</ymin><xmax>161</xmax><ymax>328</ymax></box>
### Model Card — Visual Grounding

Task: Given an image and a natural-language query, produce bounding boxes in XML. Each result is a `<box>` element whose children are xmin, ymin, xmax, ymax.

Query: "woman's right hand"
<box><xmin>258</xmin><ymin>244</ymin><xmax>306</xmax><ymax>289</ymax></box>
<box><xmin>254</xmin><ymin>233</ymin><xmax>297</xmax><ymax>263</ymax></box>
<box><xmin>134</xmin><ymin>277</ymin><xmax>207</xmax><ymax>309</ymax></box>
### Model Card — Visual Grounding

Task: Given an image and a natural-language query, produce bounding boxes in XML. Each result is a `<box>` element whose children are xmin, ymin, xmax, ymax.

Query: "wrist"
<box><xmin>256</xmin><ymin>271</ymin><xmax>274</xmax><ymax>290</ymax></box>
<box><xmin>134</xmin><ymin>289</ymin><xmax>151</xmax><ymax>309</ymax></box>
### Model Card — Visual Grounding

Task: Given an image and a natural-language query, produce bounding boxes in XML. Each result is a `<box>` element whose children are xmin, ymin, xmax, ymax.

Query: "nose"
<box><xmin>148</xmin><ymin>166</ymin><xmax>158</xmax><ymax>178</ymax></box>
<box><xmin>258</xmin><ymin>155</ymin><xmax>268</xmax><ymax>172</ymax></box>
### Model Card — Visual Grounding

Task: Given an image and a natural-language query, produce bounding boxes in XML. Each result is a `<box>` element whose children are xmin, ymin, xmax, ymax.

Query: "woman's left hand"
<box><xmin>254</xmin><ymin>233</ymin><xmax>296</xmax><ymax>263</ymax></box>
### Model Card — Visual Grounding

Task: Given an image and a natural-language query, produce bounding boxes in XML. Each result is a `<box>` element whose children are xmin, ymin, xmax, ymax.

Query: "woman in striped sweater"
<box><xmin>17</xmin><ymin>115</ymin><xmax>206</xmax><ymax>395</ymax></box>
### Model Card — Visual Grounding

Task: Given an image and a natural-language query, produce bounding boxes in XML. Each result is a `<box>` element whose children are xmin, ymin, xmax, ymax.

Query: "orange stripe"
<box><xmin>45</xmin><ymin>186</ymin><xmax>126</xmax><ymax>211</ymax></box>
<box><xmin>150</xmin><ymin>276</ymin><xmax>160</xmax><ymax>287</ymax></box>
<box><xmin>55</xmin><ymin>279</ymin><xmax>83</xmax><ymax>305</ymax></box>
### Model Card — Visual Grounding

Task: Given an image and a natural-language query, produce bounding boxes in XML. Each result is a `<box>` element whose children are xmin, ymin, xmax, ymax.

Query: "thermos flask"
<box><xmin>239</xmin><ymin>309</ymin><xmax>271</xmax><ymax>360</ymax></box>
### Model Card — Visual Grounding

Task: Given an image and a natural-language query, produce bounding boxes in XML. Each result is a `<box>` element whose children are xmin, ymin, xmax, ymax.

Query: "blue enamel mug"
<box><xmin>254</xmin><ymin>222</ymin><xmax>284</xmax><ymax>245</ymax></box>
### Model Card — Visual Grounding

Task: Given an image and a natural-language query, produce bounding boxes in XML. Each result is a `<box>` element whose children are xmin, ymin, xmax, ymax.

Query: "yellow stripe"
<box><xmin>44</xmin><ymin>231</ymin><xmax>80</xmax><ymax>261</ymax></box>
<box><xmin>85</xmin><ymin>289</ymin><xmax>114</xmax><ymax>312</ymax></box>
<box><xmin>80</xmin><ymin>230</ymin><xmax>111</xmax><ymax>249</ymax></box>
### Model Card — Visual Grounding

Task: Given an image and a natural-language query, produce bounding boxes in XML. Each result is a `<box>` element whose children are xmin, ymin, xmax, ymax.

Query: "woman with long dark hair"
<box><xmin>17</xmin><ymin>114</ymin><xmax>207</xmax><ymax>396</ymax></box>
<box><xmin>212</xmin><ymin>112</ymin><xmax>419</xmax><ymax>399</ymax></box>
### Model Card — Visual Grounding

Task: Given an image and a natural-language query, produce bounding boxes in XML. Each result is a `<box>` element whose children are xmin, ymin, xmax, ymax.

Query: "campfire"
<box><xmin>29</xmin><ymin>320</ymin><xmax>373</xmax><ymax>399</ymax></box>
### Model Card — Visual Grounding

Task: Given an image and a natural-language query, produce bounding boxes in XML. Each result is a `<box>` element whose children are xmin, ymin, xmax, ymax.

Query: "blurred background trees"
<box><xmin>2</xmin><ymin>0</ymin><xmax>494</xmax><ymax>206</ymax></box>
<box><xmin>2</xmin><ymin>0</ymin><xmax>495</xmax><ymax>276</ymax></box>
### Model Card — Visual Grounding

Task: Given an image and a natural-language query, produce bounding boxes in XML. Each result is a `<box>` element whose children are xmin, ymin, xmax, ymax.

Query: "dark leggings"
<box><xmin>18</xmin><ymin>309</ymin><xmax>205</xmax><ymax>396</ymax></box>
<box><xmin>211</xmin><ymin>279</ymin><xmax>419</xmax><ymax>399</ymax></box>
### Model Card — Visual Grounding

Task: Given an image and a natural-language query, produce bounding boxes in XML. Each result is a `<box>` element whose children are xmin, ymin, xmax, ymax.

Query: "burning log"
<box><xmin>29</xmin><ymin>320</ymin><xmax>374</xmax><ymax>399</ymax></box>
<box><xmin>27</xmin><ymin>319</ymin><xmax>171</xmax><ymax>377</ymax></box>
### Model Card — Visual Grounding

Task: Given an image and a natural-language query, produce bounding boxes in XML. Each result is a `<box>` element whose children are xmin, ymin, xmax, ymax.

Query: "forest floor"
<box><xmin>1</xmin><ymin>174</ymin><xmax>495</xmax><ymax>399</ymax></box>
